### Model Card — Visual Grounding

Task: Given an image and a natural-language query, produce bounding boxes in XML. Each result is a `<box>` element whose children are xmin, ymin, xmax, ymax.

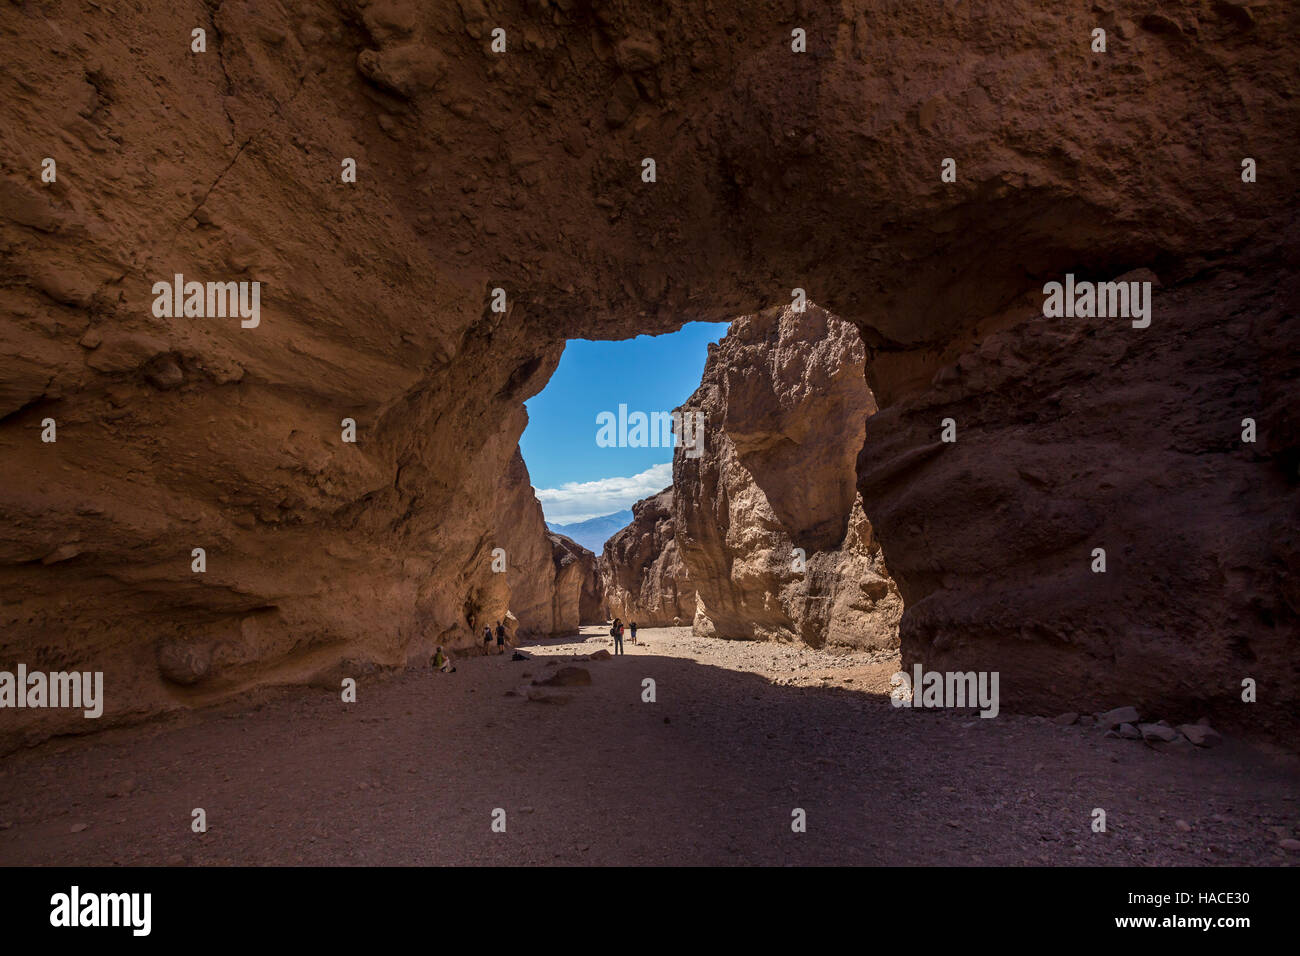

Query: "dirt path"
<box><xmin>1</xmin><ymin>626</ymin><xmax>1297</xmax><ymax>866</ymax></box>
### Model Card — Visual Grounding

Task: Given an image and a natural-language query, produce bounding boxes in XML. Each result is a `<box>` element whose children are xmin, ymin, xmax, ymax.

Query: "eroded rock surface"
<box><xmin>674</xmin><ymin>306</ymin><xmax>903</xmax><ymax>649</ymax></box>
<box><xmin>1</xmin><ymin>0</ymin><xmax>1296</xmax><ymax>744</ymax></box>
<box><xmin>549</xmin><ymin>531</ymin><xmax>602</xmax><ymax>635</ymax></box>
<box><xmin>598</xmin><ymin>488</ymin><xmax>695</xmax><ymax>627</ymax></box>
<box><xmin>858</xmin><ymin>266</ymin><xmax>1299</xmax><ymax>736</ymax></box>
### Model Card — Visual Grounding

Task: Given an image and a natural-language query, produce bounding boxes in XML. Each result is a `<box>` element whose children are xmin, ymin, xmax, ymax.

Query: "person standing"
<box><xmin>629</xmin><ymin>621</ymin><xmax>638</xmax><ymax>645</ymax></box>
<box><xmin>612</xmin><ymin>618</ymin><xmax>624</xmax><ymax>655</ymax></box>
<box><xmin>483</xmin><ymin>625</ymin><xmax>493</xmax><ymax>652</ymax></box>
<box><xmin>495</xmin><ymin>620</ymin><xmax>506</xmax><ymax>655</ymax></box>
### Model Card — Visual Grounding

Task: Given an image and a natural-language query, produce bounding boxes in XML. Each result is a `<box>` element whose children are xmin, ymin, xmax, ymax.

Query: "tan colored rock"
<box><xmin>491</xmin><ymin>447</ymin><xmax>557</xmax><ymax>639</ymax></box>
<box><xmin>489</xmin><ymin>451</ymin><xmax>599</xmax><ymax>640</ymax></box>
<box><xmin>548</xmin><ymin>531</ymin><xmax>601</xmax><ymax>635</ymax></box>
<box><xmin>674</xmin><ymin>305</ymin><xmax>902</xmax><ymax>650</ymax></box>
<box><xmin>598</xmin><ymin>489</ymin><xmax>695</xmax><ymax>627</ymax></box>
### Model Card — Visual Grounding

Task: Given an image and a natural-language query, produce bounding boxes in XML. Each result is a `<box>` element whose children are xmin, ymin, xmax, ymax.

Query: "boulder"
<box><xmin>1139</xmin><ymin>723</ymin><xmax>1180</xmax><ymax>743</ymax></box>
<box><xmin>533</xmin><ymin>666</ymin><xmax>592</xmax><ymax>688</ymax></box>
<box><xmin>1097</xmin><ymin>707</ymin><xmax>1142</xmax><ymax>730</ymax></box>
<box><xmin>1179</xmin><ymin>724</ymin><xmax>1224</xmax><ymax>748</ymax></box>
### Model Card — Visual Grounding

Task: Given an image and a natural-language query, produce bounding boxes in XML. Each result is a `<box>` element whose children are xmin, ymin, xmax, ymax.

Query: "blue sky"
<box><xmin>521</xmin><ymin>322</ymin><xmax>730</xmax><ymax>523</ymax></box>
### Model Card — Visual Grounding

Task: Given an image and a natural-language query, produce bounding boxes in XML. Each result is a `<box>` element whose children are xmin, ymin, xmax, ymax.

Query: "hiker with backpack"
<box><xmin>611</xmin><ymin>617</ymin><xmax>624</xmax><ymax>655</ymax></box>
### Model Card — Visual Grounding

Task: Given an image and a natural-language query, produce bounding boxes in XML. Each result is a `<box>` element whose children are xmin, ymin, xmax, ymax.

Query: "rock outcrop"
<box><xmin>549</xmin><ymin>531</ymin><xmax>602</xmax><ymax>635</ymax></box>
<box><xmin>857</xmin><ymin>265</ymin><xmax>1299</xmax><ymax>736</ymax></box>
<box><xmin>490</xmin><ymin>447</ymin><xmax>559</xmax><ymax>639</ymax></box>
<box><xmin>1</xmin><ymin>0</ymin><xmax>1296</xmax><ymax>744</ymax></box>
<box><xmin>488</xmin><ymin>450</ymin><xmax>598</xmax><ymax>640</ymax></box>
<box><xmin>598</xmin><ymin>488</ymin><xmax>695</xmax><ymax>626</ymax></box>
<box><xmin>673</xmin><ymin>306</ymin><xmax>903</xmax><ymax>649</ymax></box>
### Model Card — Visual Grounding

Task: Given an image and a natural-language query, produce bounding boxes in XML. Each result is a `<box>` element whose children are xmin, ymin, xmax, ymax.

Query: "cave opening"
<box><xmin>500</xmin><ymin>305</ymin><xmax>904</xmax><ymax>658</ymax></box>
<box><xmin>519</xmin><ymin>322</ymin><xmax>727</xmax><ymax>546</ymax></box>
<box><xmin>2</xmin><ymin>0</ymin><xmax>1296</xmax><ymax>878</ymax></box>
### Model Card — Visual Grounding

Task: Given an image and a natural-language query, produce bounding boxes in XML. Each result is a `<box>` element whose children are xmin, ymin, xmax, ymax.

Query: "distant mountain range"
<box><xmin>546</xmin><ymin>510</ymin><xmax>634</xmax><ymax>553</ymax></box>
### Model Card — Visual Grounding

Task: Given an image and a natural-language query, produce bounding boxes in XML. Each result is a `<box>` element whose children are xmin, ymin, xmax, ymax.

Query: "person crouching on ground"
<box><xmin>433</xmin><ymin>646</ymin><xmax>456</xmax><ymax>673</ymax></box>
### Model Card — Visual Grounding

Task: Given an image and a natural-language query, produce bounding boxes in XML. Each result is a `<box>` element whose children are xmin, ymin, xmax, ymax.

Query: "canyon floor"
<box><xmin>1</xmin><ymin>626</ymin><xmax>1297</xmax><ymax>866</ymax></box>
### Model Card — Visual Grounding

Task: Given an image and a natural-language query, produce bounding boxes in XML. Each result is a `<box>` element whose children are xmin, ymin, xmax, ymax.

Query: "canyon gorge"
<box><xmin>1</xmin><ymin>0</ymin><xmax>1297</xmax><ymax>756</ymax></box>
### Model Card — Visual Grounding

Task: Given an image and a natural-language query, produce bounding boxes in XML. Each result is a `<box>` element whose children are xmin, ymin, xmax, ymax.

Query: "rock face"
<box><xmin>858</xmin><ymin>265</ymin><xmax>1299</xmax><ymax>735</ymax></box>
<box><xmin>598</xmin><ymin>488</ymin><xmax>695</xmax><ymax>627</ymax></box>
<box><xmin>1</xmin><ymin>0</ymin><xmax>1296</xmax><ymax>744</ymax></box>
<box><xmin>549</xmin><ymin>532</ymin><xmax>602</xmax><ymax>635</ymax></box>
<box><xmin>674</xmin><ymin>306</ymin><xmax>903</xmax><ymax>649</ymax></box>
<box><xmin>489</xmin><ymin>450</ymin><xmax>598</xmax><ymax>640</ymax></box>
<box><xmin>491</xmin><ymin>447</ymin><xmax>559</xmax><ymax>640</ymax></box>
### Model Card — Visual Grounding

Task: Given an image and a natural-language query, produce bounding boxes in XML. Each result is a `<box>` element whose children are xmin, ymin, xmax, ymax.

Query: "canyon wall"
<box><xmin>2</xmin><ymin>0</ymin><xmax>1296</xmax><ymax>743</ymax></box>
<box><xmin>858</xmin><ymin>265</ymin><xmax>1299</xmax><ymax>735</ymax></box>
<box><xmin>673</xmin><ymin>306</ymin><xmax>903</xmax><ymax>650</ymax></box>
<box><xmin>492</xmin><ymin>446</ymin><xmax>563</xmax><ymax>639</ymax></box>
<box><xmin>549</xmin><ymin>531</ymin><xmax>602</xmax><ymax>634</ymax></box>
<box><xmin>598</xmin><ymin>487</ymin><xmax>695</xmax><ymax>626</ymax></box>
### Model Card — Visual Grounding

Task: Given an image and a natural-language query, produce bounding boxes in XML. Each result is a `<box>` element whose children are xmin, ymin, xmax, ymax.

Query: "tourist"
<box><xmin>630</xmin><ymin>621</ymin><xmax>638</xmax><ymax>644</ymax></box>
<box><xmin>612</xmin><ymin>618</ymin><xmax>624</xmax><ymax>655</ymax></box>
<box><xmin>483</xmin><ymin>625</ymin><xmax>493</xmax><ymax>651</ymax></box>
<box><xmin>495</xmin><ymin>620</ymin><xmax>506</xmax><ymax>654</ymax></box>
<box><xmin>433</xmin><ymin>646</ymin><xmax>456</xmax><ymax>673</ymax></box>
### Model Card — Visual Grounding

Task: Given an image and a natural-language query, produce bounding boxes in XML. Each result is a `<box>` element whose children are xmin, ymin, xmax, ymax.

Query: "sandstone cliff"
<box><xmin>598</xmin><ymin>487</ymin><xmax>695</xmax><ymax>626</ymax></box>
<box><xmin>1</xmin><ymin>0</ymin><xmax>1295</xmax><ymax>744</ymax></box>
<box><xmin>673</xmin><ymin>306</ymin><xmax>903</xmax><ymax>650</ymax></box>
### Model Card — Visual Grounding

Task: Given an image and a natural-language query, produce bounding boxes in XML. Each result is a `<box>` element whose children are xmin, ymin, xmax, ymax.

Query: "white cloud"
<box><xmin>535</xmin><ymin>462</ymin><xmax>673</xmax><ymax>524</ymax></box>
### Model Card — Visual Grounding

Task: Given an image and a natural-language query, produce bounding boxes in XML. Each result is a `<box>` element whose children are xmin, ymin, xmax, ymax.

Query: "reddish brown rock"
<box><xmin>674</xmin><ymin>305</ymin><xmax>902</xmax><ymax>650</ymax></box>
<box><xmin>0</xmin><ymin>0</ymin><xmax>1294</xmax><ymax>747</ymax></box>
<box><xmin>858</xmin><ymin>267</ymin><xmax>1299</xmax><ymax>736</ymax></box>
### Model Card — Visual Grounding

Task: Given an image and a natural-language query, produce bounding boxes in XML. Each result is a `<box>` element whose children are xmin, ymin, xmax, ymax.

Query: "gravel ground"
<box><xmin>1</xmin><ymin>626</ymin><xmax>1296</xmax><ymax>866</ymax></box>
